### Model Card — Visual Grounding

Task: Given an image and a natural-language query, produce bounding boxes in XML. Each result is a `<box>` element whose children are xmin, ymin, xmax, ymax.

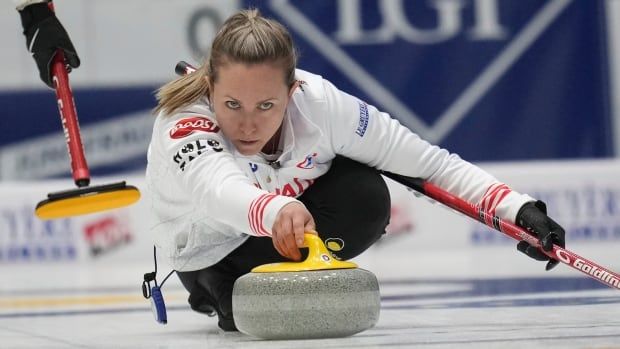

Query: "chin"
<box><xmin>235</xmin><ymin>145</ymin><xmax>261</xmax><ymax>156</ymax></box>
<box><xmin>238</xmin><ymin>149</ymin><xmax>259</xmax><ymax>156</ymax></box>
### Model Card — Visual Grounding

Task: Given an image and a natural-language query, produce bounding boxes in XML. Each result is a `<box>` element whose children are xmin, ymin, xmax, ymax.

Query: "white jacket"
<box><xmin>146</xmin><ymin>69</ymin><xmax>533</xmax><ymax>271</ymax></box>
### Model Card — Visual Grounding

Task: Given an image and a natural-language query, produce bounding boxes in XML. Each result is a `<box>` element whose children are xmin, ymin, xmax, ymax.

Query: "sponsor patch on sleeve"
<box><xmin>355</xmin><ymin>101</ymin><xmax>369</xmax><ymax>137</ymax></box>
<box><xmin>296</xmin><ymin>153</ymin><xmax>318</xmax><ymax>169</ymax></box>
<box><xmin>169</xmin><ymin>116</ymin><xmax>220</xmax><ymax>139</ymax></box>
<box><xmin>172</xmin><ymin>139</ymin><xmax>223</xmax><ymax>171</ymax></box>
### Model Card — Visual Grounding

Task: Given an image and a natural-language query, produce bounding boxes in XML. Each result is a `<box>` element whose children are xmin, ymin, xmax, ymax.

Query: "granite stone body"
<box><xmin>232</xmin><ymin>268</ymin><xmax>380</xmax><ymax>339</ymax></box>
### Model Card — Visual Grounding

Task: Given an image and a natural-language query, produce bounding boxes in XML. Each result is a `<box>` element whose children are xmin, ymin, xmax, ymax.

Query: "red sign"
<box><xmin>83</xmin><ymin>216</ymin><xmax>132</xmax><ymax>256</ymax></box>
<box><xmin>169</xmin><ymin>116</ymin><xmax>220</xmax><ymax>139</ymax></box>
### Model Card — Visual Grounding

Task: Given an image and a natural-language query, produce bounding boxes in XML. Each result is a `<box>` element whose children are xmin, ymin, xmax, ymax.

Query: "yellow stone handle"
<box><xmin>251</xmin><ymin>232</ymin><xmax>358</xmax><ymax>273</ymax></box>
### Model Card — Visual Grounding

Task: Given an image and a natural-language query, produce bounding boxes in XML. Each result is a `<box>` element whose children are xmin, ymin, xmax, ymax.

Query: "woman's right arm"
<box><xmin>156</xmin><ymin>112</ymin><xmax>304</xmax><ymax>245</ymax></box>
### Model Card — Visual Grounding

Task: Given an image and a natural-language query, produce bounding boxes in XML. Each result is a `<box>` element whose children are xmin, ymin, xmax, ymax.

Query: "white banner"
<box><xmin>0</xmin><ymin>175</ymin><xmax>152</xmax><ymax>264</ymax></box>
<box><xmin>380</xmin><ymin>159</ymin><xmax>620</xmax><ymax>252</ymax></box>
<box><xmin>1</xmin><ymin>159</ymin><xmax>619</xmax><ymax>264</ymax></box>
<box><xmin>0</xmin><ymin>0</ymin><xmax>240</xmax><ymax>89</ymax></box>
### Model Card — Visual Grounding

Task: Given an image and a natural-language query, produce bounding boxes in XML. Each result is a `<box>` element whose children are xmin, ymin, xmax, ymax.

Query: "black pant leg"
<box><xmin>297</xmin><ymin>156</ymin><xmax>391</xmax><ymax>260</ymax></box>
<box><xmin>177</xmin><ymin>259</ymin><xmax>242</xmax><ymax>331</ymax></box>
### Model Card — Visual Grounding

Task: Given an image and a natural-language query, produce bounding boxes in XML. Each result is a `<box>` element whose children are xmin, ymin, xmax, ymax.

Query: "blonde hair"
<box><xmin>154</xmin><ymin>9</ymin><xmax>298</xmax><ymax>116</ymax></box>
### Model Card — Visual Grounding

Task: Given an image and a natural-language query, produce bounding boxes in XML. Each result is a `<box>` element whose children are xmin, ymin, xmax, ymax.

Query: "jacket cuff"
<box><xmin>247</xmin><ymin>194</ymin><xmax>298</xmax><ymax>237</ymax></box>
<box><xmin>15</xmin><ymin>0</ymin><xmax>48</xmax><ymax>11</ymax></box>
<box><xmin>494</xmin><ymin>191</ymin><xmax>535</xmax><ymax>223</ymax></box>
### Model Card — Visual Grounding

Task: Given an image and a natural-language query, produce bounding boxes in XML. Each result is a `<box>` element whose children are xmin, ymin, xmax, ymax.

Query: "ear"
<box><xmin>288</xmin><ymin>80</ymin><xmax>300</xmax><ymax>98</ymax></box>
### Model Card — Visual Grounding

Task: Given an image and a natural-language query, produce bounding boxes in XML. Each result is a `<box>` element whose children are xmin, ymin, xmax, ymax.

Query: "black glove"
<box><xmin>18</xmin><ymin>2</ymin><xmax>80</xmax><ymax>88</ymax></box>
<box><xmin>515</xmin><ymin>200</ymin><xmax>566</xmax><ymax>271</ymax></box>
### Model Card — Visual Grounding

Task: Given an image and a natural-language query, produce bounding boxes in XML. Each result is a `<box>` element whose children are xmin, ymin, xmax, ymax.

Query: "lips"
<box><xmin>236</xmin><ymin>140</ymin><xmax>262</xmax><ymax>155</ymax></box>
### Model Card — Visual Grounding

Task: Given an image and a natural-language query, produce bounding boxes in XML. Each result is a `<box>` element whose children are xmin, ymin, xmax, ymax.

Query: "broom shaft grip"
<box><xmin>52</xmin><ymin>51</ymin><xmax>90</xmax><ymax>187</ymax></box>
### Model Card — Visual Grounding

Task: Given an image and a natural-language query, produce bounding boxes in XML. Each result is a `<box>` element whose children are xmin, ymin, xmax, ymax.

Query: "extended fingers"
<box><xmin>545</xmin><ymin>259</ymin><xmax>560</xmax><ymax>271</ymax></box>
<box><xmin>292</xmin><ymin>215</ymin><xmax>306</xmax><ymax>247</ymax></box>
<box><xmin>274</xmin><ymin>214</ymin><xmax>301</xmax><ymax>261</ymax></box>
<box><xmin>516</xmin><ymin>241</ymin><xmax>548</xmax><ymax>261</ymax></box>
<box><xmin>281</xmin><ymin>218</ymin><xmax>301</xmax><ymax>260</ymax></box>
<box><xmin>271</xmin><ymin>229</ymin><xmax>287</xmax><ymax>258</ymax></box>
<box><xmin>305</xmin><ymin>216</ymin><xmax>316</xmax><ymax>235</ymax></box>
<box><xmin>517</xmin><ymin>241</ymin><xmax>560</xmax><ymax>271</ymax></box>
<box><xmin>541</xmin><ymin>232</ymin><xmax>558</xmax><ymax>251</ymax></box>
<box><xmin>271</xmin><ymin>202</ymin><xmax>315</xmax><ymax>261</ymax></box>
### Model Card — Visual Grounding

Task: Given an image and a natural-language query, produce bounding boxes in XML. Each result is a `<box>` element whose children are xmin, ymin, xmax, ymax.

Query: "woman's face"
<box><xmin>211</xmin><ymin>62</ymin><xmax>294</xmax><ymax>156</ymax></box>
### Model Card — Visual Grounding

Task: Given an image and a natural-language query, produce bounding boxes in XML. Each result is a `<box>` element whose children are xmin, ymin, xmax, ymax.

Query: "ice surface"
<box><xmin>1</xmin><ymin>243</ymin><xmax>619</xmax><ymax>348</ymax></box>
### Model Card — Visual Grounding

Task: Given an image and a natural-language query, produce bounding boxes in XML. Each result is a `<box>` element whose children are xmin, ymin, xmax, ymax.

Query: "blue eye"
<box><xmin>259</xmin><ymin>102</ymin><xmax>273</xmax><ymax>110</ymax></box>
<box><xmin>225</xmin><ymin>100</ymin><xmax>240</xmax><ymax>109</ymax></box>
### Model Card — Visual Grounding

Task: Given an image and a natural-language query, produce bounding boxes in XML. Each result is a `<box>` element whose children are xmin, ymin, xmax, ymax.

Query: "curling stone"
<box><xmin>232</xmin><ymin>233</ymin><xmax>380</xmax><ymax>340</ymax></box>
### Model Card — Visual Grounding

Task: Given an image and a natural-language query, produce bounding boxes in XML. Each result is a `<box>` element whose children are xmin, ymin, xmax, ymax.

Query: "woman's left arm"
<box><xmin>321</xmin><ymin>78</ymin><xmax>566</xmax><ymax>268</ymax></box>
<box><xmin>322</xmin><ymin>78</ymin><xmax>532</xmax><ymax>224</ymax></box>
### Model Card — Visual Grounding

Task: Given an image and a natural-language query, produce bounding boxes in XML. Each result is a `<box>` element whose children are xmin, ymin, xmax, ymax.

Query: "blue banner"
<box><xmin>255</xmin><ymin>0</ymin><xmax>613</xmax><ymax>161</ymax></box>
<box><xmin>0</xmin><ymin>0</ymin><xmax>614</xmax><ymax>178</ymax></box>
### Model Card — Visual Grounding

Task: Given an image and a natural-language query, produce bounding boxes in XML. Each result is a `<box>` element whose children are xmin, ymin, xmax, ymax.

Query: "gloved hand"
<box><xmin>515</xmin><ymin>200</ymin><xmax>566</xmax><ymax>271</ymax></box>
<box><xmin>18</xmin><ymin>2</ymin><xmax>80</xmax><ymax>88</ymax></box>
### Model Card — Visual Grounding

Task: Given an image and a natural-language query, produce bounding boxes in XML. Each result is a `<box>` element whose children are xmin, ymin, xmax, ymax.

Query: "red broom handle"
<box><xmin>383</xmin><ymin>172</ymin><xmax>620</xmax><ymax>291</ymax></box>
<box><xmin>51</xmin><ymin>51</ymin><xmax>90</xmax><ymax>187</ymax></box>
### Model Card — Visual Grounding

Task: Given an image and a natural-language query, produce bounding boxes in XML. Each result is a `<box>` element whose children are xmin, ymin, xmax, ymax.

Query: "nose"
<box><xmin>239</xmin><ymin>114</ymin><xmax>256</xmax><ymax>136</ymax></box>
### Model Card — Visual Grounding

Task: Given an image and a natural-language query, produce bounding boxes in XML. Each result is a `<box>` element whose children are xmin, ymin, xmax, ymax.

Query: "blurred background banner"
<box><xmin>1</xmin><ymin>0</ymin><xmax>619</xmax><ymax>180</ymax></box>
<box><xmin>2</xmin><ymin>160</ymin><xmax>619</xmax><ymax>264</ymax></box>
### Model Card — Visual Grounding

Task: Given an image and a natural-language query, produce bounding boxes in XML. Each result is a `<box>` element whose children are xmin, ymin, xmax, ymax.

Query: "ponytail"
<box><xmin>154</xmin><ymin>63</ymin><xmax>210</xmax><ymax>116</ymax></box>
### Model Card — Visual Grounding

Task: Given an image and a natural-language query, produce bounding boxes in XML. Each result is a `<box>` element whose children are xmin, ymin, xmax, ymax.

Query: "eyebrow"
<box><xmin>224</xmin><ymin>95</ymin><xmax>279</xmax><ymax>104</ymax></box>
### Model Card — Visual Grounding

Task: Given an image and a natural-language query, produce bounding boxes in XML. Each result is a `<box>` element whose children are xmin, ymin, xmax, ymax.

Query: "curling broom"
<box><xmin>34</xmin><ymin>50</ymin><xmax>140</xmax><ymax>219</ymax></box>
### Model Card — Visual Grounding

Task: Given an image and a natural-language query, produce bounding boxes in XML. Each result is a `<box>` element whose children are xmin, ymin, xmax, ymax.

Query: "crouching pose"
<box><xmin>146</xmin><ymin>9</ymin><xmax>565</xmax><ymax>331</ymax></box>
